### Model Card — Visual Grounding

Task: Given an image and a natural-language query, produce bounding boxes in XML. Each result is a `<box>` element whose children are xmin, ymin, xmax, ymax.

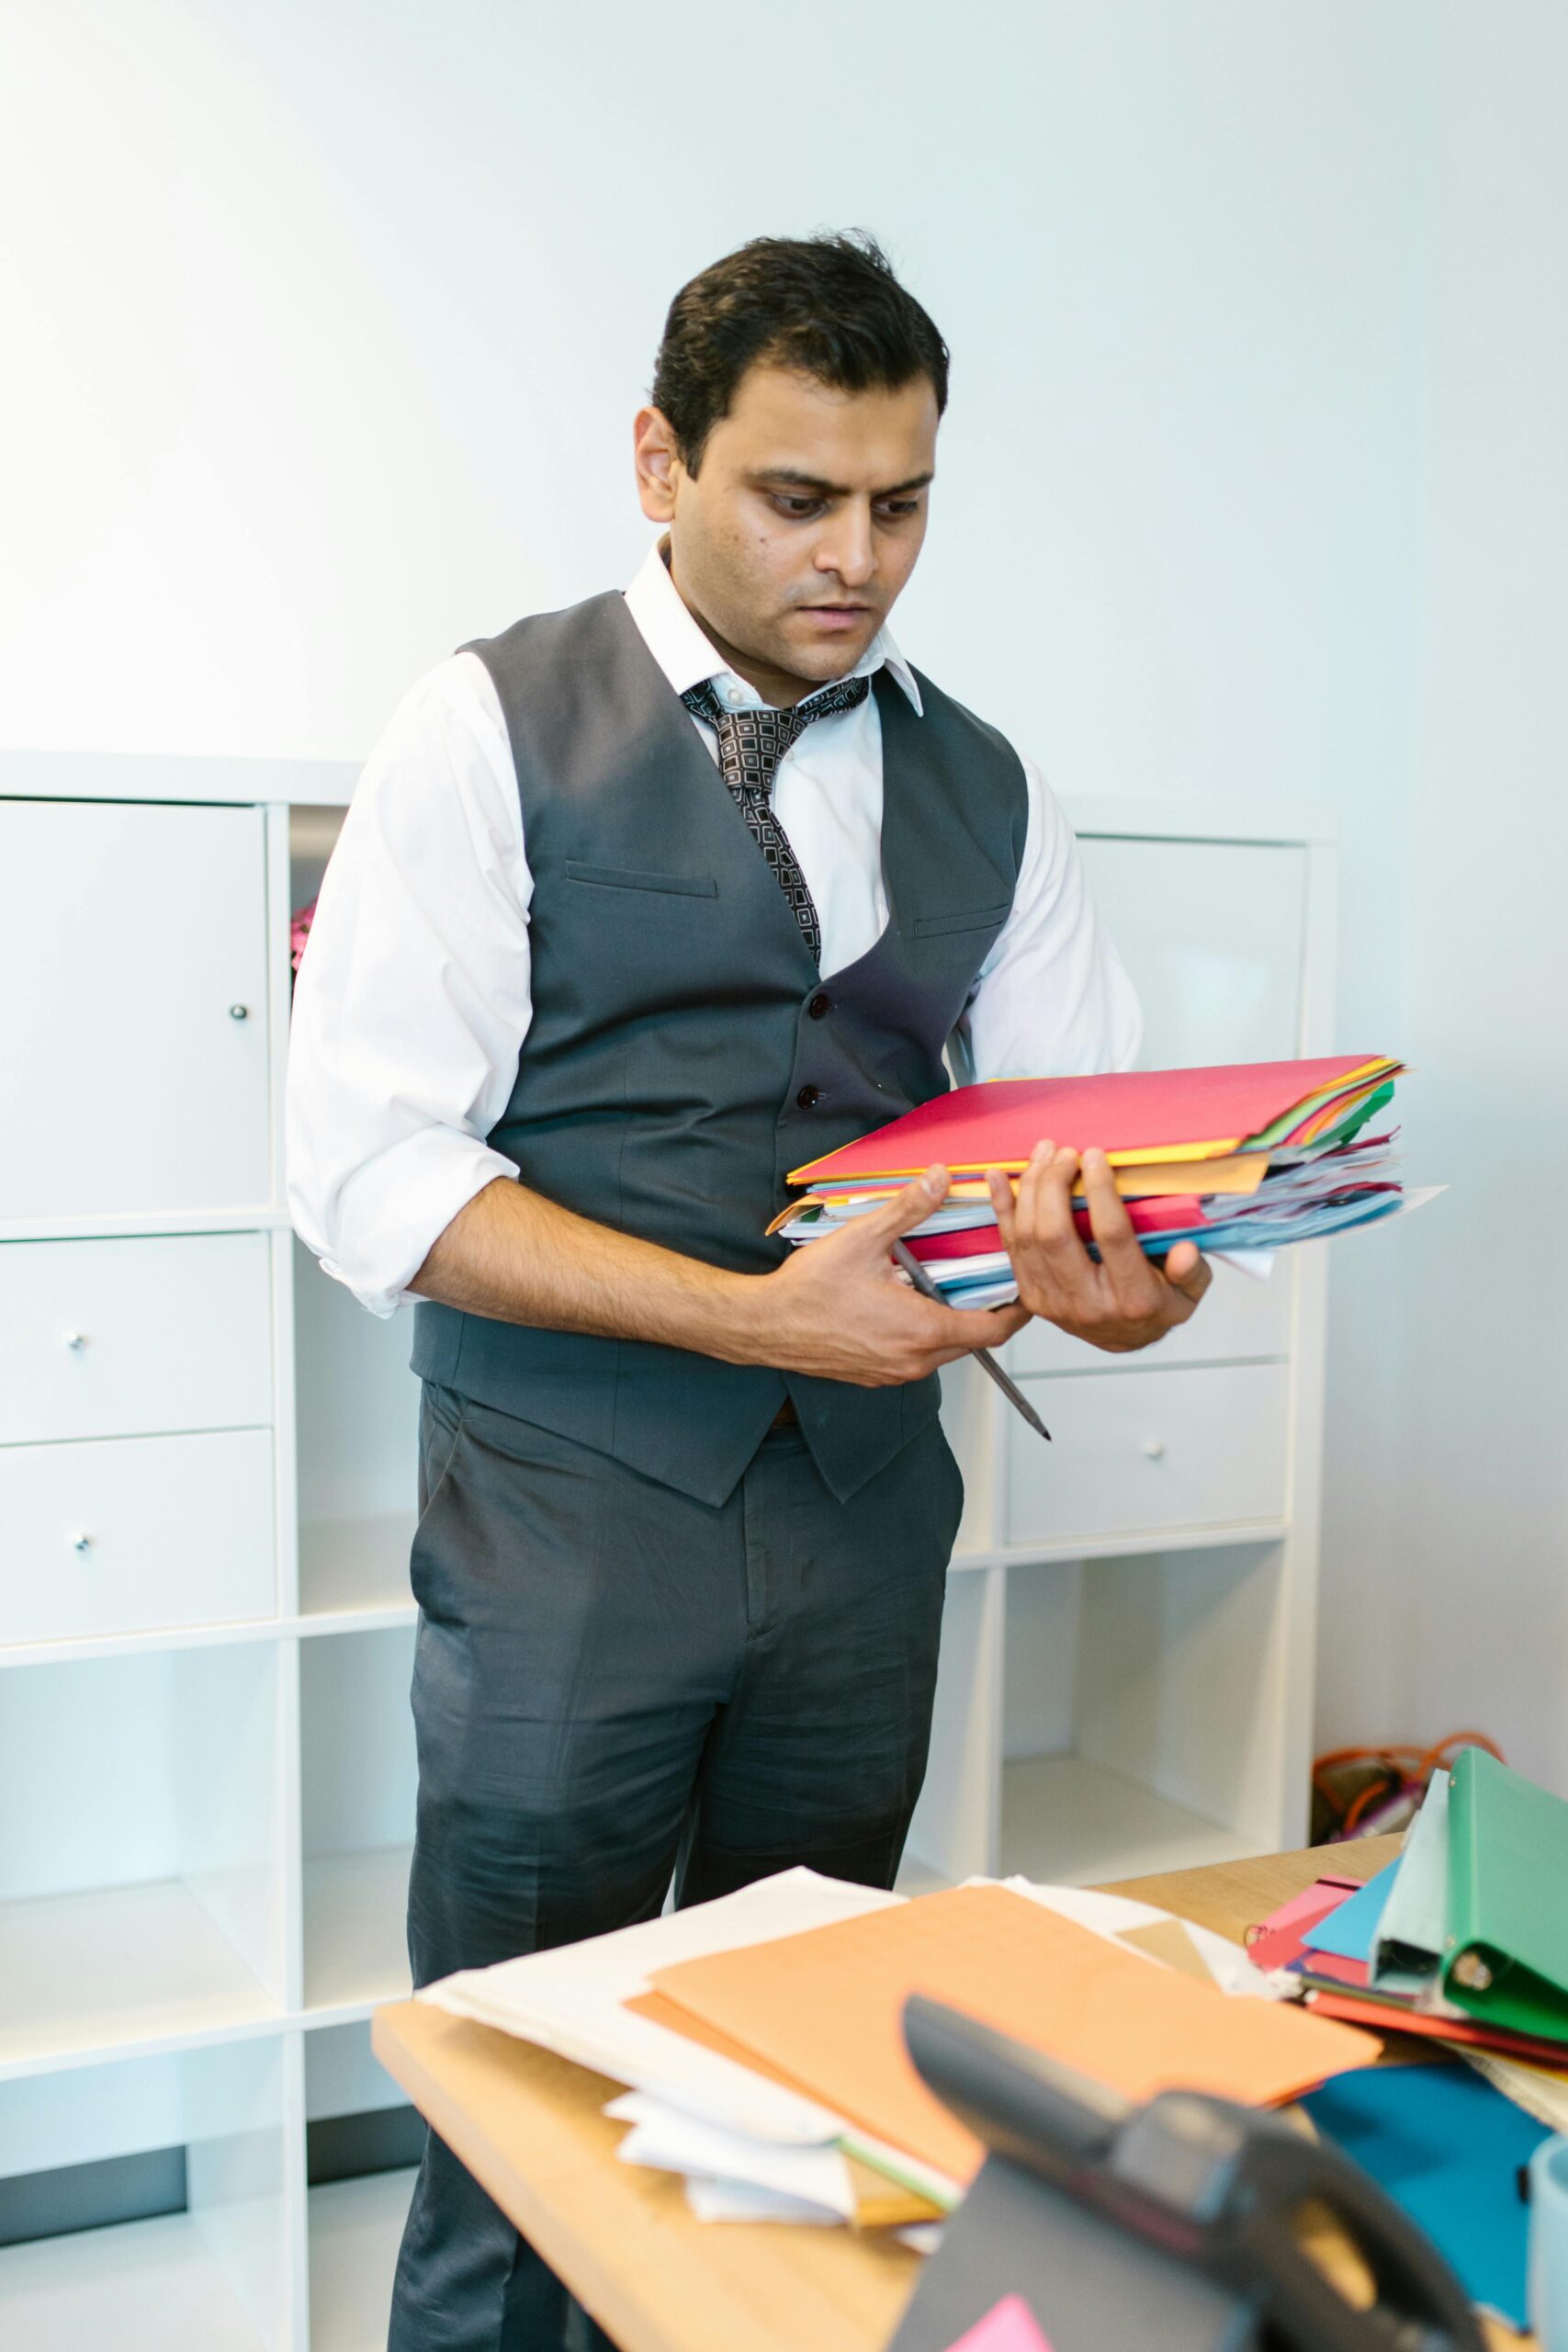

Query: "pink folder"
<box><xmin>788</xmin><ymin>1058</ymin><xmax>1393</xmax><ymax>1185</ymax></box>
<box><xmin>1244</xmin><ymin>1878</ymin><xmax>1361</xmax><ymax>1973</ymax></box>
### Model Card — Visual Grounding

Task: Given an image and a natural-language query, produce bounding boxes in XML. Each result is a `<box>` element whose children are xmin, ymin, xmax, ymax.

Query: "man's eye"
<box><xmin>874</xmin><ymin>499</ymin><xmax>921</xmax><ymax>521</ymax></box>
<box><xmin>772</xmin><ymin>495</ymin><xmax>825</xmax><ymax>519</ymax></box>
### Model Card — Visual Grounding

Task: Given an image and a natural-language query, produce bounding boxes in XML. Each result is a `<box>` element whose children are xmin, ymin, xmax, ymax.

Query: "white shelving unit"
<box><xmin>907</xmin><ymin>804</ymin><xmax>1337</xmax><ymax>1890</ymax></box>
<box><xmin>0</xmin><ymin>753</ymin><xmax>1336</xmax><ymax>2344</ymax></box>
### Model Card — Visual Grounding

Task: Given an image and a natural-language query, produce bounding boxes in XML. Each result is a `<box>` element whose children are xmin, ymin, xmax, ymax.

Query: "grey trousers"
<box><xmin>388</xmin><ymin>1385</ymin><xmax>963</xmax><ymax>2352</ymax></box>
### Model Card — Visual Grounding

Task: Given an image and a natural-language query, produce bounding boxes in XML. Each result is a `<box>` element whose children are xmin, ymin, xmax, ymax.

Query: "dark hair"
<box><xmin>651</xmin><ymin>232</ymin><xmax>949</xmax><ymax>473</ymax></box>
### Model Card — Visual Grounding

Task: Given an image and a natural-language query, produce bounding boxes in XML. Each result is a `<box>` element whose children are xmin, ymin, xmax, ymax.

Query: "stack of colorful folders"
<box><xmin>772</xmin><ymin>1054</ymin><xmax>1413</xmax><ymax>1308</ymax></box>
<box><xmin>1253</xmin><ymin>1748</ymin><xmax>1568</xmax><ymax>2129</ymax></box>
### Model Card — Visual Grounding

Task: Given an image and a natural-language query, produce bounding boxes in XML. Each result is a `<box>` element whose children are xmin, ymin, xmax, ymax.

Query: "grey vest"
<box><xmin>412</xmin><ymin>592</ymin><xmax>1028</xmax><ymax>1506</ymax></box>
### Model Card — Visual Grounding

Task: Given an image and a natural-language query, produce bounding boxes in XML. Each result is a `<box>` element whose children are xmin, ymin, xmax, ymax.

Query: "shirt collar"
<box><xmin>622</xmin><ymin>538</ymin><xmax>923</xmax><ymax>717</ymax></box>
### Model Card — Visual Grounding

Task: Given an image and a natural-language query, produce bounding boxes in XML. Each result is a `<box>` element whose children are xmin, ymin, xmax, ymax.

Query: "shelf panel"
<box><xmin>310</xmin><ymin>2166</ymin><xmax>418</xmax><ymax>2351</ymax></box>
<box><xmin>999</xmin><ymin>1755</ymin><xmax>1261</xmax><ymax>1888</ymax></box>
<box><xmin>304</xmin><ymin>1849</ymin><xmax>414</xmax><ymax>2018</ymax></box>
<box><xmin>299</xmin><ymin>1517</ymin><xmax>417</xmax><ymax>1631</ymax></box>
<box><xmin>0</xmin><ymin>2205</ymin><xmax>269</xmax><ymax>2349</ymax></box>
<box><xmin>948</xmin><ymin>1521</ymin><xmax>1289</xmax><ymax>1575</ymax></box>
<box><xmin>0</xmin><ymin>1881</ymin><xmax>278</xmax><ymax>2080</ymax></box>
<box><xmin>0</xmin><ymin>746</ymin><xmax>359</xmax><ymax>808</ymax></box>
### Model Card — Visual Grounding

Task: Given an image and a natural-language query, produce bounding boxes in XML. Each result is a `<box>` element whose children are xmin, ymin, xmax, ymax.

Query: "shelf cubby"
<box><xmin>0</xmin><ymin>1645</ymin><xmax>287</xmax><ymax>2075</ymax></box>
<box><xmin>304</xmin><ymin>2022</ymin><xmax>418</xmax><ymax>2350</ymax></box>
<box><xmin>0</xmin><ymin>2035</ymin><xmax>290</xmax><ymax>2349</ymax></box>
<box><xmin>292</xmin><ymin>1238</ymin><xmax>419</xmax><ymax>1629</ymax></box>
<box><xmin>909</xmin><ymin>1536</ymin><xmax>1297</xmax><ymax>1886</ymax></box>
<box><xmin>300</xmin><ymin>1631</ymin><xmax>418</xmax><ymax>2018</ymax></box>
<box><xmin>309</xmin><ymin>2169</ymin><xmax>417</xmax><ymax>2352</ymax></box>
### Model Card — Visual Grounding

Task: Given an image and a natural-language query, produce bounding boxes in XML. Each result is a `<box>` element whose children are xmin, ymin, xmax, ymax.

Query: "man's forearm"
<box><xmin>409</xmin><ymin>1176</ymin><xmax>770</xmax><ymax>1365</ymax></box>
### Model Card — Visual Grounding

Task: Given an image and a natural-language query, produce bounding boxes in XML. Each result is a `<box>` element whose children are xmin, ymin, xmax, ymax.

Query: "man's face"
<box><xmin>636</xmin><ymin>362</ymin><xmax>939</xmax><ymax>702</ymax></box>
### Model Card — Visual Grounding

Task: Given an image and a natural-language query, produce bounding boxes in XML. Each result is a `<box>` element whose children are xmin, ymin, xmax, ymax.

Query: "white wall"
<box><xmin>2</xmin><ymin>1</ymin><xmax>1561</xmax><ymax>1783</ymax></box>
<box><xmin>1332</xmin><ymin>3</ymin><xmax>1568</xmax><ymax>1791</ymax></box>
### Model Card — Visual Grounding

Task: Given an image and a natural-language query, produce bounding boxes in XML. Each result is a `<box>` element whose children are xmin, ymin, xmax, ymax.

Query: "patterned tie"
<box><xmin>681</xmin><ymin>673</ymin><xmax>872</xmax><ymax>965</ymax></box>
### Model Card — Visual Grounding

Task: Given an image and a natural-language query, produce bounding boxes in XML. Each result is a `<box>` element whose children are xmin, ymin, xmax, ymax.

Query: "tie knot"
<box><xmin>681</xmin><ymin>673</ymin><xmax>871</xmax><ymax>794</ymax></box>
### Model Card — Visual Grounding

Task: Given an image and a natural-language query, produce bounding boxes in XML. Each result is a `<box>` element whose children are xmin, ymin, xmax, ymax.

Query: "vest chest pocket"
<box><xmin>909</xmin><ymin>901</ymin><xmax>1012</xmax><ymax>939</ymax></box>
<box><xmin>565</xmin><ymin>860</ymin><xmax>718</xmax><ymax>899</ymax></box>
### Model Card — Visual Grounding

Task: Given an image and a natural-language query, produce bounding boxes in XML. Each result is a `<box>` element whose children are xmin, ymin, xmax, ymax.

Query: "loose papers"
<box><xmin>419</xmin><ymin>1869</ymin><xmax>1327</xmax><ymax>2226</ymax></box>
<box><xmin>644</xmin><ymin>1884</ymin><xmax>1377</xmax><ymax>2188</ymax></box>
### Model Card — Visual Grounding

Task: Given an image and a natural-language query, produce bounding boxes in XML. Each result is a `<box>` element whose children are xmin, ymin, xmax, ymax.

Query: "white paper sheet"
<box><xmin>684</xmin><ymin>2178</ymin><xmax>844</xmax><ymax>2224</ymax></box>
<box><xmin>422</xmin><ymin>1867</ymin><xmax>899</xmax><ymax>2143</ymax></box>
<box><xmin>605</xmin><ymin>2092</ymin><xmax>856</xmax><ymax>2219</ymax></box>
<box><xmin>897</xmin><ymin>2222</ymin><xmax>945</xmax><ymax>2256</ymax></box>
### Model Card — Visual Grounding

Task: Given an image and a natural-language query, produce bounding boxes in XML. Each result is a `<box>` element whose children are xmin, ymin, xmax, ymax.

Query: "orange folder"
<box><xmin>786</xmin><ymin>1057</ymin><xmax>1396</xmax><ymax>1185</ymax></box>
<box><xmin>647</xmin><ymin>1884</ymin><xmax>1379</xmax><ymax>2186</ymax></box>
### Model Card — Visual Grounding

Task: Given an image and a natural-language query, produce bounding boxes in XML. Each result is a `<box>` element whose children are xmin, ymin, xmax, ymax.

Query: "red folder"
<box><xmin>788</xmin><ymin>1058</ymin><xmax>1392</xmax><ymax>1185</ymax></box>
<box><xmin>1305</xmin><ymin>1992</ymin><xmax>1568</xmax><ymax>2069</ymax></box>
<box><xmin>906</xmin><ymin>1196</ymin><xmax>1206</xmax><ymax>1262</ymax></box>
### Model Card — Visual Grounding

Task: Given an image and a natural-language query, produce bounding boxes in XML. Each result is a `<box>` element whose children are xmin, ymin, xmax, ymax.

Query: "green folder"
<box><xmin>1441</xmin><ymin>1747</ymin><xmax>1568</xmax><ymax>2041</ymax></box>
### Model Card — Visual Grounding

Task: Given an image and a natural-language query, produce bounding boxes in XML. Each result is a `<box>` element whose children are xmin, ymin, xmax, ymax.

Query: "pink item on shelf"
<box><xmin>290</xmin><ymin>897</ymin><xmax>318</xmax><ymax>977</ymax></box>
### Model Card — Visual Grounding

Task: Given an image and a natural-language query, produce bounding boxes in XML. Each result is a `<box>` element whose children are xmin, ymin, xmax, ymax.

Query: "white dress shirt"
<box><xmin>287</xmin><ymin>543</ymin><xmax>1142</xmax><ymax>1315</ymax></box>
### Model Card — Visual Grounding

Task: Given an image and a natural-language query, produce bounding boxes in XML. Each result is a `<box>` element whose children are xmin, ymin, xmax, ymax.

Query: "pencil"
<box><xmin>891</xmin><ymin>1239</ymin><xmax>1051</xmax><ymax>1443</ymax></box>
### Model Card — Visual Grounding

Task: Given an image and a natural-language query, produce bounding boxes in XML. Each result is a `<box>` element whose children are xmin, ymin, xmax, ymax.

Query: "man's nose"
<box><xmin>813</xmin><ymin>503</ymin><xmax>875</xmax><ymax>590</ymax></box>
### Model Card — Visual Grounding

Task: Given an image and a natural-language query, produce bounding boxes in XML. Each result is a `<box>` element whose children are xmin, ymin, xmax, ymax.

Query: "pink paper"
<box><xmin>943</xmin><ymin>2295</ymin><xmax>1055</xmax><ymax>2352</ymax></box>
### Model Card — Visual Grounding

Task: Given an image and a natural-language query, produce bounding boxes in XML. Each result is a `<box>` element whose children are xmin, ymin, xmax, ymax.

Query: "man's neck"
<box><xmin>664</xmin><ymin>546</ymin><xmax>828</xmax><ymax>709</ymax></box>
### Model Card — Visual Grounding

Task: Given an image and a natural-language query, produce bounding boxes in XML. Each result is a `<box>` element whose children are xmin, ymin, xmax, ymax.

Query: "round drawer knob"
<box><xmin>229</xmin><ymin>1003</ymin><xmax>249</xmax><ymax>1021</ymax></box>
<box><xmin>64</xmin><ymin>1330</ymin><xmax>87</xmax><ymax>1352</ymax></box>
<box><xmin>1142</xmin><ymin>1440</ymin><xmax>1167</xmax><ymax>1461</ymax></box>
<box><xmin>71</xmin><ymin>1532</ymin><xmax>93</xmax><ymax>1555</ymax></box>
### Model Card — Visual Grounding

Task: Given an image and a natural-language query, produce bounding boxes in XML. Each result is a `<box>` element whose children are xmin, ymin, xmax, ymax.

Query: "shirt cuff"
<box><xmin>312</xmin><ymin>1132</ymin><xmax>519</xmax><ymax>1317</ymax></box>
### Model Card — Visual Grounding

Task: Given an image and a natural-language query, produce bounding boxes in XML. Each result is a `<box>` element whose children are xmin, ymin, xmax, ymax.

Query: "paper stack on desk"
<box><xmin>420</xmin><ymin>1869</ymin><xmax>1375</xmax><ymax>2229</ymax></box>
<box><xmin>773</xmin><ymin>1055</ymin><xmax>1426</xmax><ymax>1308</ymax></box>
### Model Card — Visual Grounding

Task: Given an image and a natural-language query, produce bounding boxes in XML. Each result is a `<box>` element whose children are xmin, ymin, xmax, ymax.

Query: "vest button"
<box><xmin>796</xmin><ymin>1085</ymin><xmax>822</xmax><ymax>1110</ymax></box>
<box><xmin>807</xmin><ymin>992</ymin><xmax>831</xmax><ymax>1020</ymax></box>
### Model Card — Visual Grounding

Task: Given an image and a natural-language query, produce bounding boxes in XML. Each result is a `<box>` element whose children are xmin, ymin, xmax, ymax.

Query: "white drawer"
<box><xmin>0</xmin><ymin>1430</ymin><xmax>276</xmax><ymax>1644</ymax></box>
<box><xmin>0</xmin><ymin>801</ymin><xmax>271</xmax><ymax>1220</ymax></box>
<box><xmin>1005</xmin><ymin>1257</ymin><xmax>1290</xmax><ymax>1377</ymax></box>
<box><xmin>1003</xmin><ymin>1364</ymin><xmax>1289</xmax><ymax>1547</ymax></box>
<box><xmin>0</xmin><ymin>1235</ymin><xmax>274</xmax><ymax>1444</ymax></box>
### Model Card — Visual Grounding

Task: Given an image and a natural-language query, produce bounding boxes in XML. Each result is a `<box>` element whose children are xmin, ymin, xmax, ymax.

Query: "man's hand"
<box><xmin>756</xmin><ymin>1165</ymin><xmax>1029</xmax><ymax>1385</ymax></box>
<box><xmin>987</xmin><ymin>1141</ymin><xmax>1210</xmax><ymax>1353</ymax></box>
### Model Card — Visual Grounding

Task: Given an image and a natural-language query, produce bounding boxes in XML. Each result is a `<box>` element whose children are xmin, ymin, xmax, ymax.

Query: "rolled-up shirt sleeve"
<box><xmin>954</xmin><ymin>755</ymin><xmax>1142</xmax><ymax>1082</ymax></box>
<box><xmin>285</xmin><ymin>654</ymin><xmax>534</xmax><ymax>1316</ymax></box>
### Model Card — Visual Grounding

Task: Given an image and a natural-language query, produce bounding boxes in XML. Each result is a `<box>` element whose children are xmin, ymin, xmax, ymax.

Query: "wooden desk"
<box><xmin>374</xmin><ymin>1836</ymin><xmax>1523</xmax><ymax>2352</ymax></box>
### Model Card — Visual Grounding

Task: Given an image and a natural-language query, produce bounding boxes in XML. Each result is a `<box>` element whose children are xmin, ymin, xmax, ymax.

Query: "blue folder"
<box><xmin>1301</xmin><ymin>2060</ymin><xmax>1550</xmax><ymax>2327</ymax></box>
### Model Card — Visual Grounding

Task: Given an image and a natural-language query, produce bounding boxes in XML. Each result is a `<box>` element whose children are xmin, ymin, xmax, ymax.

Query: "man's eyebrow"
<box><xmin>748</xmin><ymin>467</ymin><xmax>935</xmax><ymax>499</ymax></box>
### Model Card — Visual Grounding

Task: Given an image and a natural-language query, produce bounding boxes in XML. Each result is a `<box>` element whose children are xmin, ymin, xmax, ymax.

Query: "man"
<box><xmin>288</xmin><ymin>232</ymin><xmax>1209</xmax><ymax>2352</ymax></box>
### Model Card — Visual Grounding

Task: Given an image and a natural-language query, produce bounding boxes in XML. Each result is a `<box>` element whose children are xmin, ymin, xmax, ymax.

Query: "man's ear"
<box><xmin>634</xmin><ymin>405</ymin><xmax>682</xmax><ymax>522</ymax></box>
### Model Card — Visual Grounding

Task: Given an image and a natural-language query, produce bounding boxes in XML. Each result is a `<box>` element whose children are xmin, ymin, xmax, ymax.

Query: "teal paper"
<box><xmin>1299</xmin><ymin>1857</ymin><xmax>1403</xmax><ymax>1962</ymax></box>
